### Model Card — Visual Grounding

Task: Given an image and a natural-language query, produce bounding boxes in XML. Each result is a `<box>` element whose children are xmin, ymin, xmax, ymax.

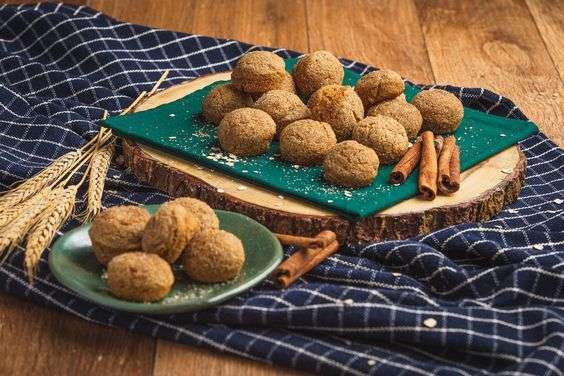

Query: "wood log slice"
<box><xmin>123</xmin><ymin>72</ymin><xmax>526</xmax><ymax>243</ymax></box>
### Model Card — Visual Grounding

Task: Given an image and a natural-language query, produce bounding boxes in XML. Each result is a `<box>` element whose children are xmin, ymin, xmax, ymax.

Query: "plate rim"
<box><xmin>48</xmin><ymin>207</ymin><xmax>283</xmax><ymax>314</ymax></box>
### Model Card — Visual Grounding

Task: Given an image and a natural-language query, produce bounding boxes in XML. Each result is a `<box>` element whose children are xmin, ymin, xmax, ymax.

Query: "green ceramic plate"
<box><xmin>49</xmin><ymin>205</ymin><xmax>283</xmax><ymax>314</ymax></box>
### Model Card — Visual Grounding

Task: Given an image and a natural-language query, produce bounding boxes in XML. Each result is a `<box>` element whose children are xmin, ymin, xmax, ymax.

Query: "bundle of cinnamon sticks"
<box><xmin>272</xmin><ymin>230</ymin><xmax>339</xmax><ymax>288</ymax></box>
<box><xmin>390</xmin><ymin>130</ymin><xmax>460</xmax><ymax>200</ymax></box>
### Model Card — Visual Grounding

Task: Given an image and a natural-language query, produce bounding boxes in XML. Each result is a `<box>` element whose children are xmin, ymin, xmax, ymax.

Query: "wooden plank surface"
<box><xmin>1</xmin><ymin>1</ymin><xmax>563</xmax><ymax>375</ymax></box>
<box><xmin>415</xmin><ymin>0</ymin><xmax>563</xmax><ymax>146</ymax></box>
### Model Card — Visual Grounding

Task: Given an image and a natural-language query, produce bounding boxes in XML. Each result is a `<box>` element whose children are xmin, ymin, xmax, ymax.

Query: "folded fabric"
<box><xmin>1</xmin><ymin>4</ymin><xmax>563</xmax><ymax>375</ymax></box>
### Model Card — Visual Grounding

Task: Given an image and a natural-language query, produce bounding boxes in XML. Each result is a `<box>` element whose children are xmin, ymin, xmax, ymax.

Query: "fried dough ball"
<box><xmin>323</xmin><ymin>141</ymin><xmax>379</xmax><ymax>188</ymax></box>
<box><xmin>171</xmin><ymin>197</ymin><xmax>219</xmax><ymax>232</ymax></box>
<box><xmin>202</xmin><ymin>84</ymin><xmax>253</xmax><ymax>125</ymax></box>
<box><xmin>142</xmin><ymin>202</ymin><xmax>199</xmax><ymax>263</ymax></box>
<box><xmin>280</xmin><ymin>119</ymin><xmax>337</xmax><ymax>166</ymax></box>
<box><xmin>355</xmin><ymin>69</ymin><xmax>404</xmax><ymax>108</ymax></box>
<box><xmin>231</xmin><ymin>51</ymin><xmax>287</xmax><ymax>94</ymax></box>
<box><xmin>218</xmin><ymin>108</ymin><xmax>276</xmax><ymax>156</ymax></box>
<box><xmin>250</xmin><ymin>71</ymin><xmax>296</xmax><ymax>101</ymax></box>
<box><xmin>292</xmin><ymin>50</ymin><xmax>344</xmax><ymax>97</ymax></box>
<box><xmin>353</xmin><ymin>115</ymin><xmax>409</xmax><ymax>164</ymax></box>
<box><xmin>411</xmin><ymin>89</ymin><xmax>464</xmax><ymax>134</ymax></box>
<box><xmin>367</xmin><ymin>100</ymin><xmax>422</xmax><ymax>140</ymax></box>
<box><xmin>254</xmin><ymin>90</ymin><xmax>310</xmax><ymax>136</ymax></box>
<box><xmin>183</xmin><ymin>229</ymin><xmax>245</xmax><ymax>283</ymax></box>
<box><xmin>107</xmin><ymin>252</ymin><xmax>174</xmax><ymax>302</ymax></box>
<box><xmin>89</xmin><ymin>206</ymin><xmax>151</xmax><ymax>265</ymax></box>
<box><xmin>308</xmin><ymin>84</ymin><xmax>364</xmax><ymax>141</ymax></box>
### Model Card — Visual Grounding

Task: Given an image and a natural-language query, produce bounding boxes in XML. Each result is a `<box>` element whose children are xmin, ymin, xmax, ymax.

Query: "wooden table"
<box><xmin>2</xmin><ymin>0</ymin><xmax>562</xmax><ymax>375</ymax></box>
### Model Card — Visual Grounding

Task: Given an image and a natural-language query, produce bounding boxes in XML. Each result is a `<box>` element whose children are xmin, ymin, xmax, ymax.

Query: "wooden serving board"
<box><xmin>123</xmin><ymin>72</ymin><xmax>526</xmax><ymax>243</ymax></box>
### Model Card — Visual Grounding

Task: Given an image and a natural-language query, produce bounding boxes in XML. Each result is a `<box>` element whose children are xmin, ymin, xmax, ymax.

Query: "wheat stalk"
<box><xmin>24</xmin><ymin>185</ymin><xmax>77</xmax><ymax>280</ymax></box>
<box><xmin>0</xmin><ymin>188</ymin><xmax>61</xmax><ymax>259</ymax></box>
<box><xmin>81</xmin><ymin>142</ymin><xmax>115</xmax><ymax>222</ymax></box>
<box><xmin>0</xmin><ymin>188</ymin><xmax>50</xmax><ymax>230</ymax></box>
<box><xmin>0</xmin><ymin>151</ymin><xmax>80</xmax><ymax>213</ymax></box>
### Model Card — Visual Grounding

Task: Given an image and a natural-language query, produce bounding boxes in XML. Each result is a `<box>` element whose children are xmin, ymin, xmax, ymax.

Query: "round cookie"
<box><xmin>412</xmin><ymin>89</ymin><xmax>464</xmax><ymax>134</ymax></box>
<box><xmin>142</xmin><ymin>202</ymin><xmax>199</xmax><ymax>263</ymax></box>
<box><xmin>231</xmin><ymin>51</ymin><xmax>287</xmax><ymax>94</ymax></box>
<box><xmin>89</xmin><ymin>205</ymin><xmax>150</xmax><ymax>265</ymax></box>
<box><xmin>183</xmin><ymin>229</ymin><xmax>245</xmax><ymax>283</ymax></box>
<box><xmin>218</xmin><ymin>108</ymin><xmax>276</xmax><ymax>156</ymax></box>
<box><xmin>353</xmin><ymin>115</ymin><xmax>409</xmax><ymax>164</ymax></box>
<box><xmin>307</xmin><ymin>84</ymin><xmax>364</xmax><ymax>141</ymax></box>
<box><xmin>355</xmin><ymin>69</ymin><xmax>404</xmax><ymax>108</ymax></box>
<box><xmin>280</xmin><ymin>119</ymin><xmax>337</xmax><ymax>166</ymax></box>
<box><xmin>367</xmin><ymin>100</ymin><xmax>422</xmax><ymax>140</ymax></box>
<box><xmin>323</xmin><ymin>141</ymin><xmax>379</xmax><ymax>188</ymax></box>
<box><xmin>107</xmin><ymin>252</ymin><xmax>174</xmax><ymax>302</ymax></box>
<box><xmin>202</xmin><ymin>84</ymin><xmax>253</xmax><ymax>125</ymax></box>
<box><xmin>292</xmin><ymin>50</ymin><xmax>344</xmax><ymax>97</ymax></box>
<box><xmin>171</xmin><ymin>197</ymin><xmax>219</xmax><ymax>232</ymax></box>
<box><xmin>254</xmin><ymin>90</ymin><xmax>310</xmax><ymax>136</ymax></box>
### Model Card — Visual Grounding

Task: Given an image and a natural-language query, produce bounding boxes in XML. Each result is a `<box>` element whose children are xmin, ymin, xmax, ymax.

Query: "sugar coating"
<box><xmin>107</xmin><ymin>252</ymin><xmax>174</xmax><ymax>302</ymax></box>
<box><xmin>231</xmin><ymin>51</ymin><xmax>287</xmax><ymax>94</ymax></box>
<box><xmin>218</xmin><ymin>108</ymin><xmax>276</xmax><ymax>156</ymax></box>
<box><xmin>292</xmin><ymin>50</ymin><xmax>344</xmax><ymax>97</ymax></box>
<box><xmin>308</xmin><ymin>84</ymin><xmax>364</xmax><ymax>142</ymax></box>
<box><xmin>280</xmin><ymin>119</ymin><xmax>337</xmax><ymax>166</ymax></box>
<box><xmin>355</xmin><ymin>69</ymin><xmax>404</xmax><ymax>108</ymax></box>
<box><xmin>171</xmin><ymin>197</ymin><xmax>219</xmax><ymax>232</ymax></box>
<box><xmin>323</xmin><ymin>140</ymin><xmax>379</xmax><ymax>188</ymax></box>
<box><xmin>89</xmin><ymin>205</ymin><xmax>151</xmax><ymax>265</ymax></box>
<box><xmin>202</xmin><ymin>84</ymin><xmax>253</xmax><ymax>125</ymax></box>
<box><xmin>412</xmin><ymin>89</ymin><xmax>464</xmax><ymax>134</ymax></box>
<box><xmin>141</xmin><ymin>202</ymin><xmax>199</xmax><ymax>263</ymax></box>
<box><xmin>353</xmin><ymin>115</ymin><xmax>409</xmax><ymax>164</ymax></box>
<box><xmin>367</xmin><ymin>100</ymin><xmax>422</xmax><ymax>140</ymax></box>
<box><xmin>254</xmin><ymin>90</ymin><xmax>310</xmax><ymax>137</ymax></box>
<box><xmin>183</xmin><ymin>229</ymin><xmax>245</xmax><ymax>283</ymax></box>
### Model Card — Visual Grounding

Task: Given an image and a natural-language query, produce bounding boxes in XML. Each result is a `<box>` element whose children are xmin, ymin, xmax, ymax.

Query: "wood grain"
<box><xmin>525</xmin><ymin>0</ymin><xmax>564</xmax><ymax>81</ymax></box>
<box><xmin>0</xmin><ymin>293</ymin><xmax>154</xmax><ymax>375</ymax></box>
<box><xmin>415</xmin><ymin>0</ymin><xmax>563</xmax><ymax>146</ymax></box>
<box><xmin>306</xmin><ymin>0</ymin><xmax>434</xmax><ymax>83</ymax></box>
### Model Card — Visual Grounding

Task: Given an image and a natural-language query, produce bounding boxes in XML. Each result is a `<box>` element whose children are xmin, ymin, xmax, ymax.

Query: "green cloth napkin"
<box><xmin>103</xmin><ymin>58</ymin><xmax>538</xmax><ymax>219</ymax></box>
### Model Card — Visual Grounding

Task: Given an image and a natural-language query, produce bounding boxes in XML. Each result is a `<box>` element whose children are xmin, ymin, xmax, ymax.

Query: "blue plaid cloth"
<box><xmin>1</xmin><ymin>3</ymin><xmax>564</xmax><ymax>375</ymax></box>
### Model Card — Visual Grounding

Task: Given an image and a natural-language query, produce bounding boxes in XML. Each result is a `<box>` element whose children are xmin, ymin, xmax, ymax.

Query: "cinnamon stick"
<box><xmin>390</xmin><ymin>141</ymin><xmax>422</xmax><ymax>184</ymax></box>
<box><xmin>275</xmin><ymin>230</ymin><xmax>336</xmax><ymax>248</ymax></box>
<box><xmin>418</xmin><ymin>131</ymin><xmax>438</xmax><ymax>200</ymax></box>
<box><xmin>272</xmin><ymin>240</ymin><xmax>340</xmax><ymax>288</ymax></box>
<box><xmin>438</xmin><ymin>137</ymin><xmax>460</xmax><ymax>194</ymax></box>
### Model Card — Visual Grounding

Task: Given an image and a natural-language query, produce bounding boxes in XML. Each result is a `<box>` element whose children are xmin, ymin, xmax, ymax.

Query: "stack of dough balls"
<box><xmin>89</xmin><ymin>198</ymin><xmax>245</xmax><ymax>302</ymax></box>
<box><xmin>201</xmin><ymin>49</ymin><xmax>464</xmax><ymax>189</ymax></box>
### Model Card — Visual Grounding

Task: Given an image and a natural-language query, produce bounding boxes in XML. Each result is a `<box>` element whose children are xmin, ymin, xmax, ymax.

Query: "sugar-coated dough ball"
<box><xmin>202</xmin><ymin>84</ymin><xmax>253</xmax><ymax>125</ymax></box>
<box><xmin>323</xmin><ymin>140</ymin><xmax>379</xmax><ymax>188</ymax></box>
<box><xmin>218</xmin><ymin>108</ymin><xmax>276</xmax><ymax>156</ymax></box>
<box><xmin>183</xmin><ymin>229</ymin><xmax>245</xmax><ymax>283</ymax></box>
<box><xmin>412</xmin><ymin>89</ymin><xmax>464</xmax><ymax>134</ymax></box>
<box><xmin>292</xmin><ymin>50</ymin><xmax>344</xmax><ymax>97</ymax></box>
<box><xmin>107</xmin><ymin>252</ymin><xmax>174</xmax><ymax>302</ymax></box>
<box><xmin>353</xmin><ymin>115</ymin><xmax>409</xmax><ymax>164</ymax></box>
<box><xmin>307</xmin><ymin>84</ymin><xmax>364</xmax><ymax>141</ymax></box>
<box><xmin>355</xmin><ymin>69</ymin><xmax>404</xmax><ymax>108</ymax></box>
<box><xmin>89</xmin><ymin>206</ymin><xmax>151</xmax><ymax>265</ymax></box>
<box><xmin>142</xmin><ymin>202</ymin><xmax>199</xmax><ymax>263</ymax></box>
<box><xmin>280</xmin><ymin>119</ymin><xmax>337</xmax><ymax>166</ymax></box>
<box><xmin>367</xmin><ymin>100</ymin><xmax>422</xmax><ymax>140</ymax></box>
<box><xmin>171</xmin><ymin>197</ymin><xmax>219</xmax><ymax>232</ymax></box>
<box><xmin>254</xmin><ymin>90</ymin><xmax>310</xmax><ymax>136</ymax></box>
<box><xmin>231</xmin><ymin>51</ymin><xmax>287</xmax><ymax>94</ymax></box>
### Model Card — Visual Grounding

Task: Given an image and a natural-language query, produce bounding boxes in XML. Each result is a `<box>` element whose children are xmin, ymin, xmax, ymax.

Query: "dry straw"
<box><xmin>0</xmin><ymin>151</ymin><xmax>80</xmax><ymax>213</ymax></box>
<box><xmin>25</xmin><ymin>185</ymin><xmax>77</xmax><ymax>279</ymax></box>
<box><xmin>81</xmin><ymin>142</ymin><xmax>115</xmax><ymax>222</ymax></box>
